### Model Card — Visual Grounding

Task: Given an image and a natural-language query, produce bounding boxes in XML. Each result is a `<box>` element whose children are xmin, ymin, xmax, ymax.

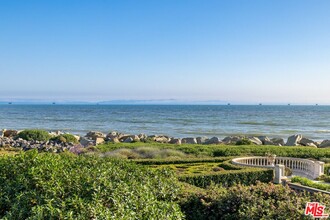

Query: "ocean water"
<box><xmin>1</xmin><ymin>105</ymin><xmax>330</xmax><ymax>141</ymax></box>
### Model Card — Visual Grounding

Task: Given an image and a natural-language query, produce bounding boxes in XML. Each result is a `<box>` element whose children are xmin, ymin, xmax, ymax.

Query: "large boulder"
<box><xmin>169</xmin><ymin>138</ymin><xmax>181</xmax><ymax>145</ymax></box>
<box><xmin>0</xmin><ymin>129</ymin><xmax>5</xmax><ymax>138</ymax></box>
<box><xmin>95</xmin><ymin>137</ymin><xmax>105</xmax><ymax>145</ymax></box>
<box><xmin>205</xmin><ymin>137</ymin><xmax>221</xmax><ymax>145</ymax></box>
<box><xmin>196</xmin><ymin>137</ymin><xmax>209</xmax><ymax>144</ymax></box>
<box><xmin>4</xmin><ymin>129</ymin><xmax>18</xmax><ymax>138</ymax></box>
<box><xmin>124</xmin><ymin>137</ymin><xmax>134</xmax><ymax>143</ymax></box>
<box><xmin>258</xmin><ymin>136</ymin><xmax>274</xmax><ymax>145</ymax></box>
<box><xmin>79</xmin><ymin>137</ymin><xmax>95</xmax><ymax>147</ymax></box>
<box><xmin>248</xmin><ymin>137</ymin><xmax>262</xmax><ymax>145</ymax></box>
<box><xmin>86</xmin><ymin>131</ymin><xmax>106</xmax><ymax>139</ymax></box>
<box><xmin>285</xmin><ymin>134</ymin><xmax>302</xmax><ymax>146</ymax></box>
<box><xmin>319</xmin><ymin>140</ymin><xmax>330</xmax><ymax>148</ymax></box>
<box><xmin>154</xmin><ymin>136</ymin><xmax>170</xmax><ymax>143</ymax></box>
<box><xmin>299</xmin><ymin>137</ymin><xmax>316</xmax><ymax>147</ymax></box>
<box><xmin>271</xmin><ymin>138</ymin><xmax>285</xmax><ymax>146</ymax></box>
<box><xmin>182</xmin><ymin>138</ymin><xmax>197</xmax><ymax>144</ymax></box>
<box><xmin>106</xmin><ymin>131</ymin><xmax>119</xmax><ymax>139</ymax></box>
<box><xmin>222</xmin><ymin>136</ymin><xmax>242</xmax><ymax>145</ymax></box>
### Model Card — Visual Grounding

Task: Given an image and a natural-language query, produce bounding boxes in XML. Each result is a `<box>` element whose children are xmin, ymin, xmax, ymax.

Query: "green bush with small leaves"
<box><xmin>179</xmin><ymin>168</ymin><xmax>273</xmax><ymax>188</ymax></box>
<box><xmin>235</xmin><ymin>138</ymin><xmax>252</xmax><ymax>145</ymax></box>
<box><xmin>179</xmin><ymin>181</ymin><xmax>330</xmax><ymax>220</ymax></box>
<box><xmin>0</xmin><ymin>151</ymin><xmax>183</xmax><ymax>219</ymax></box>
<box><xmin>51</xmin><ymin>134</ymin><xmax>79</xmax><ymax>144</ymax></box>
<box><xmin>291</xmin><ymin>176</ymin><xmax>330</xmax><ymax>191</ymax></box>
<box><xmin>17</xmin><ymin>129</ymin><xmax>51</xmax><ymax>141</ymax></box>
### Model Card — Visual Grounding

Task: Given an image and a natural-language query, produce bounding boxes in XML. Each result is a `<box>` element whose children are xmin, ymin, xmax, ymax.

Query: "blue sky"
<box><xmin>0</xmin><ymin>0</ymin><xmax>329</xmax><ymax>104</ymax></box>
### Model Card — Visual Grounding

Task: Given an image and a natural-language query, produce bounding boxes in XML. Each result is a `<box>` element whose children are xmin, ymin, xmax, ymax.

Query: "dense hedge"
<box><xmin>291</xmin><ymin>176</ymin><xmax>330</xmax><ymax>192</ymax></box>
<box><xmin>50</xmin><ymin>134</ymin><xmax>79</xmax><ymax>144</ymax></box>
<box><xmin>98</xmin><ymin>142</ymin><xmax>330</xmax><ymax>159</ymax></box>
<box><xmin>17</xmin><ymin>129</ymin><xmax>51</xmax><ymax>141</ymax></box>
<box><xmin>134</xmin><ymin>157</ymin><xmax>231</xmax><ymax>165</ymax></box>
<box><xmin>0</xmin><ymin>151</ymin><xmax>183</xmax><ymax>219</ymax></box>
<box><xmin>325</xmin><ymin>164</ymin><xmax>330</xmax><ymax>175</ymax></box>
<box><xmin>179</xmin><ymin>182</ymin><xmax>330</xmax><ymax>220</ymax></box>
<box><xmin>179</xmin><ymin>168</ymin><xmax>273</xmax><ymax>188</ymax></box>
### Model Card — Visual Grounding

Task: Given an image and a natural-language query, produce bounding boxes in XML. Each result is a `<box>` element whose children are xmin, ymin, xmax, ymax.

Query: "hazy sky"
<box><xmin>0</xmin><ymin>0</ymin><xmax>329</xmax><ymax>104</ymax></box>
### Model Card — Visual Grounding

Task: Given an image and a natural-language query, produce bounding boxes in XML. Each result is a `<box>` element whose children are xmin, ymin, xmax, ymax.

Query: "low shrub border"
<box><xmin>291</xmin><ymin>176</ymin><xmax>330</xmax><ymax>192</ymax></box>
<box><xmin>134</xmin><ymin>157</ymin><xmax>232</xmax><ymax>165</ymax></box>
<box><xmin>179</xmin><ymin>168</ymin><xmax>274</xmax><ymax>188</ymax></box>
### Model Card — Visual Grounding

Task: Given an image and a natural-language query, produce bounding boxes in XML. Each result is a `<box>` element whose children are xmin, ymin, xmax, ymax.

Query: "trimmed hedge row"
<box><xmin>179</xmin><ymin>168</ymin><xmax>274</xmax><ymax>188</ymax></box>
<box><xmin>179</xmin><ymin>182</ymin><xmax>330</xmax><ymax>220</ymax></box>
<box><xmin>291</xmin><ymin>176</ymin><xmax>330</xmax><ymax>191</ymax></box>
<box><xmin>325</xmin><ymin>164</ymin><xmax>330</xmax><ymax>175</ymax></box>
<box><xmin>134</xmin><ymin>157</ymin><xmax>231</xmax><ymax>165</ymax></box>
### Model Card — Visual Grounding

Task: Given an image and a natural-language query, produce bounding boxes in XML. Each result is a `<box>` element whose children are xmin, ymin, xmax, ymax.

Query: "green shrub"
<box><xmin>51</xmin><ymin>134</ymin><xmax>79</xmax><ymax>144</ymax></box>
<box><xmin>235</xmin><ymin>138</ymin><xmax>252</xmax><ymax>145</ymax></box>
<box><xmin>0</xmin><ymin>151</ymin><xmax>184</xmax><ymax>219</ymax></box>
<box><xmin>17</xmin><ymin>129</ymin><xmax>51</xmax><ymax>141</ymax></box>
<box><xmin>291</xmin><ymin>176</ymin><xmax>330</xmax><ymax>191</ymax></box>
<box><xmin>179</xmin><ymin>168</ymin><xmax>273</xmax><ymax>188</ymax></box>
<box><xmin>135</xmin><ymin>157</ymin><xmax>231</xmax><ymax>165</ymax></box>
<box><xmin>179</xmin><ymin>182</ymin><xmax>330</xmax><ymax>220</ymax></box>
<box><xmin>325</xmin><ymin>164</ymin><xmax>330</xmax><ymax>175</ymax></box>
<box><xmin>316</xmin><ymin>175</ymin><xmax>330</xmax><ymax>183</ymax></box>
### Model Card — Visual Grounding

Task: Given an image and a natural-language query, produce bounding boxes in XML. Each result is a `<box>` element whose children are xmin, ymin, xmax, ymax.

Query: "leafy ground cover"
<box><xmin>0</xmin><ymin>151</ymin><xmax>183</xmax><ymax>219</ymax></box>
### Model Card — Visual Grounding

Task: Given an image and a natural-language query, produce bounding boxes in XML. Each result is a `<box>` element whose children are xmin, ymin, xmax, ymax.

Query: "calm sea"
<box><xmin>1</xmin><ymin>105</ymin><xmax>330</xmax><ymax>140</ymax></box>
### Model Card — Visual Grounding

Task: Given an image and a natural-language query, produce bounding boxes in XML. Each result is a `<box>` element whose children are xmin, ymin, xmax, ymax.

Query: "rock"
<box><xmin>73</xmin><ymin>135</ymin><xmax>81</xmax><ymax>141</ymax></box>
<box><xmin>49</xmin><ymin>130</ymin><xmax>64</xmax><ymax>137</ymax></box>
<box><xmin>248</xmin><ymin>137</ymin><xmax>263</xmax><ymax>145</ymax></box>
<box><xmin>154</xmin><ymin>136</ymin><xmax>170</xmax><ymax>143</ymax></box>
<box><xmin>306</xmin><ymin>143</ymin><xmax>318</xmax><ymax>148</ymax></box>
<box><xmin>124</xmin><ymin>137</ymin><xmax>134</xmax><ymax>143</ymax></box>
<box><xmin>80</xmin><ymin>137</ymin><xmax>95</xmax><ymax>147</ymax></box>
<box><xmin>106</xmin><ymin>131</ymin><xmax>119</xmax><ymax>139</ymax></box>
<box><xmin>299</xmin><ymin>137</ymin><xmax>316</xmax><ymax>146</ymax></box>
<box><xmin>222</xmin><ymin>136</ymin><xmax>242</xmax><ymax>145</ymax></box>
<box><xmin>95</xmin><ymin>137</ymin><xmax>105</xmax><ymax>145</ymax></box>
<box><xmin>258</xmin><ymin>136</ymin><xmax>273</xmax><ymax>145</ymax></box>
<box><xmin>169</xmin><ymin>138</ymin><xmax>181</xmax><ymax>145</ymax></box>
<box><xmin>181</xmin><ymin>138</ymin><xmax>197</xmax><ymax>144</ymax></box>
<box><xmin>4</xmin><ymin>129</ymin><xmax>18</xmax><ymax>137</ymax></box>
<box><xmin>129</xmin><ymin>135</ymin><xmax>140</xmax><ymax>142</ymax></box>
<box><xmin>319</xmin><ymin>140</ymin><xmax>330</xmax><ymax>148</ymax></box>
<box><xmin>285</xmin><ymin>135</ymin><xmax>302</xmax><ymax>146</ymax></box>
<box><xmin>196</xmin><ymin>137</ymin><xmax>209</xmax><ymax>144</ymax></box>
<box><xmin>271</xmin><ymin>138</ymin><xmax>285</xmax><ymax>146</ymax></box>
<box><xmin>86</xmin><ymin>131</ymin><xmax>105</xmax><ymax>139</ymax></box>
<box><xmin>138</xmin><ymin>133</ymin><xmax>147</xmax><ymax>141</ymax></box>
<box><xmin>205</xmin><ymin>137</ymin><xmax>221</xmax><ymax>145</ymax></box>
<box><xmin>0</xmin><ymin>129</ymin><xmax>5</xmax><ymax>138</ymax></box>
<box><xmin>111</xmin><ymin>137</ymin><xmax>120</xmax><ymax>143</ymax></box>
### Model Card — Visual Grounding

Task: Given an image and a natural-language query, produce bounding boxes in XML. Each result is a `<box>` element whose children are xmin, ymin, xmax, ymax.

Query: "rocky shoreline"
<box><xmin>1</xmin><ymin>129</ymin><xmax>330</xmax><ymax>153</ymax></box>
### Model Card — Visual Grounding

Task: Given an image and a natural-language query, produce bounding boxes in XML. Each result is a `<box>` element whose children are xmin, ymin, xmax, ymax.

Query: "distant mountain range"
<box><xmin>0</xmin><ymin>99</ymin><xmax>228</xmax><ymax>105</ymax></box>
